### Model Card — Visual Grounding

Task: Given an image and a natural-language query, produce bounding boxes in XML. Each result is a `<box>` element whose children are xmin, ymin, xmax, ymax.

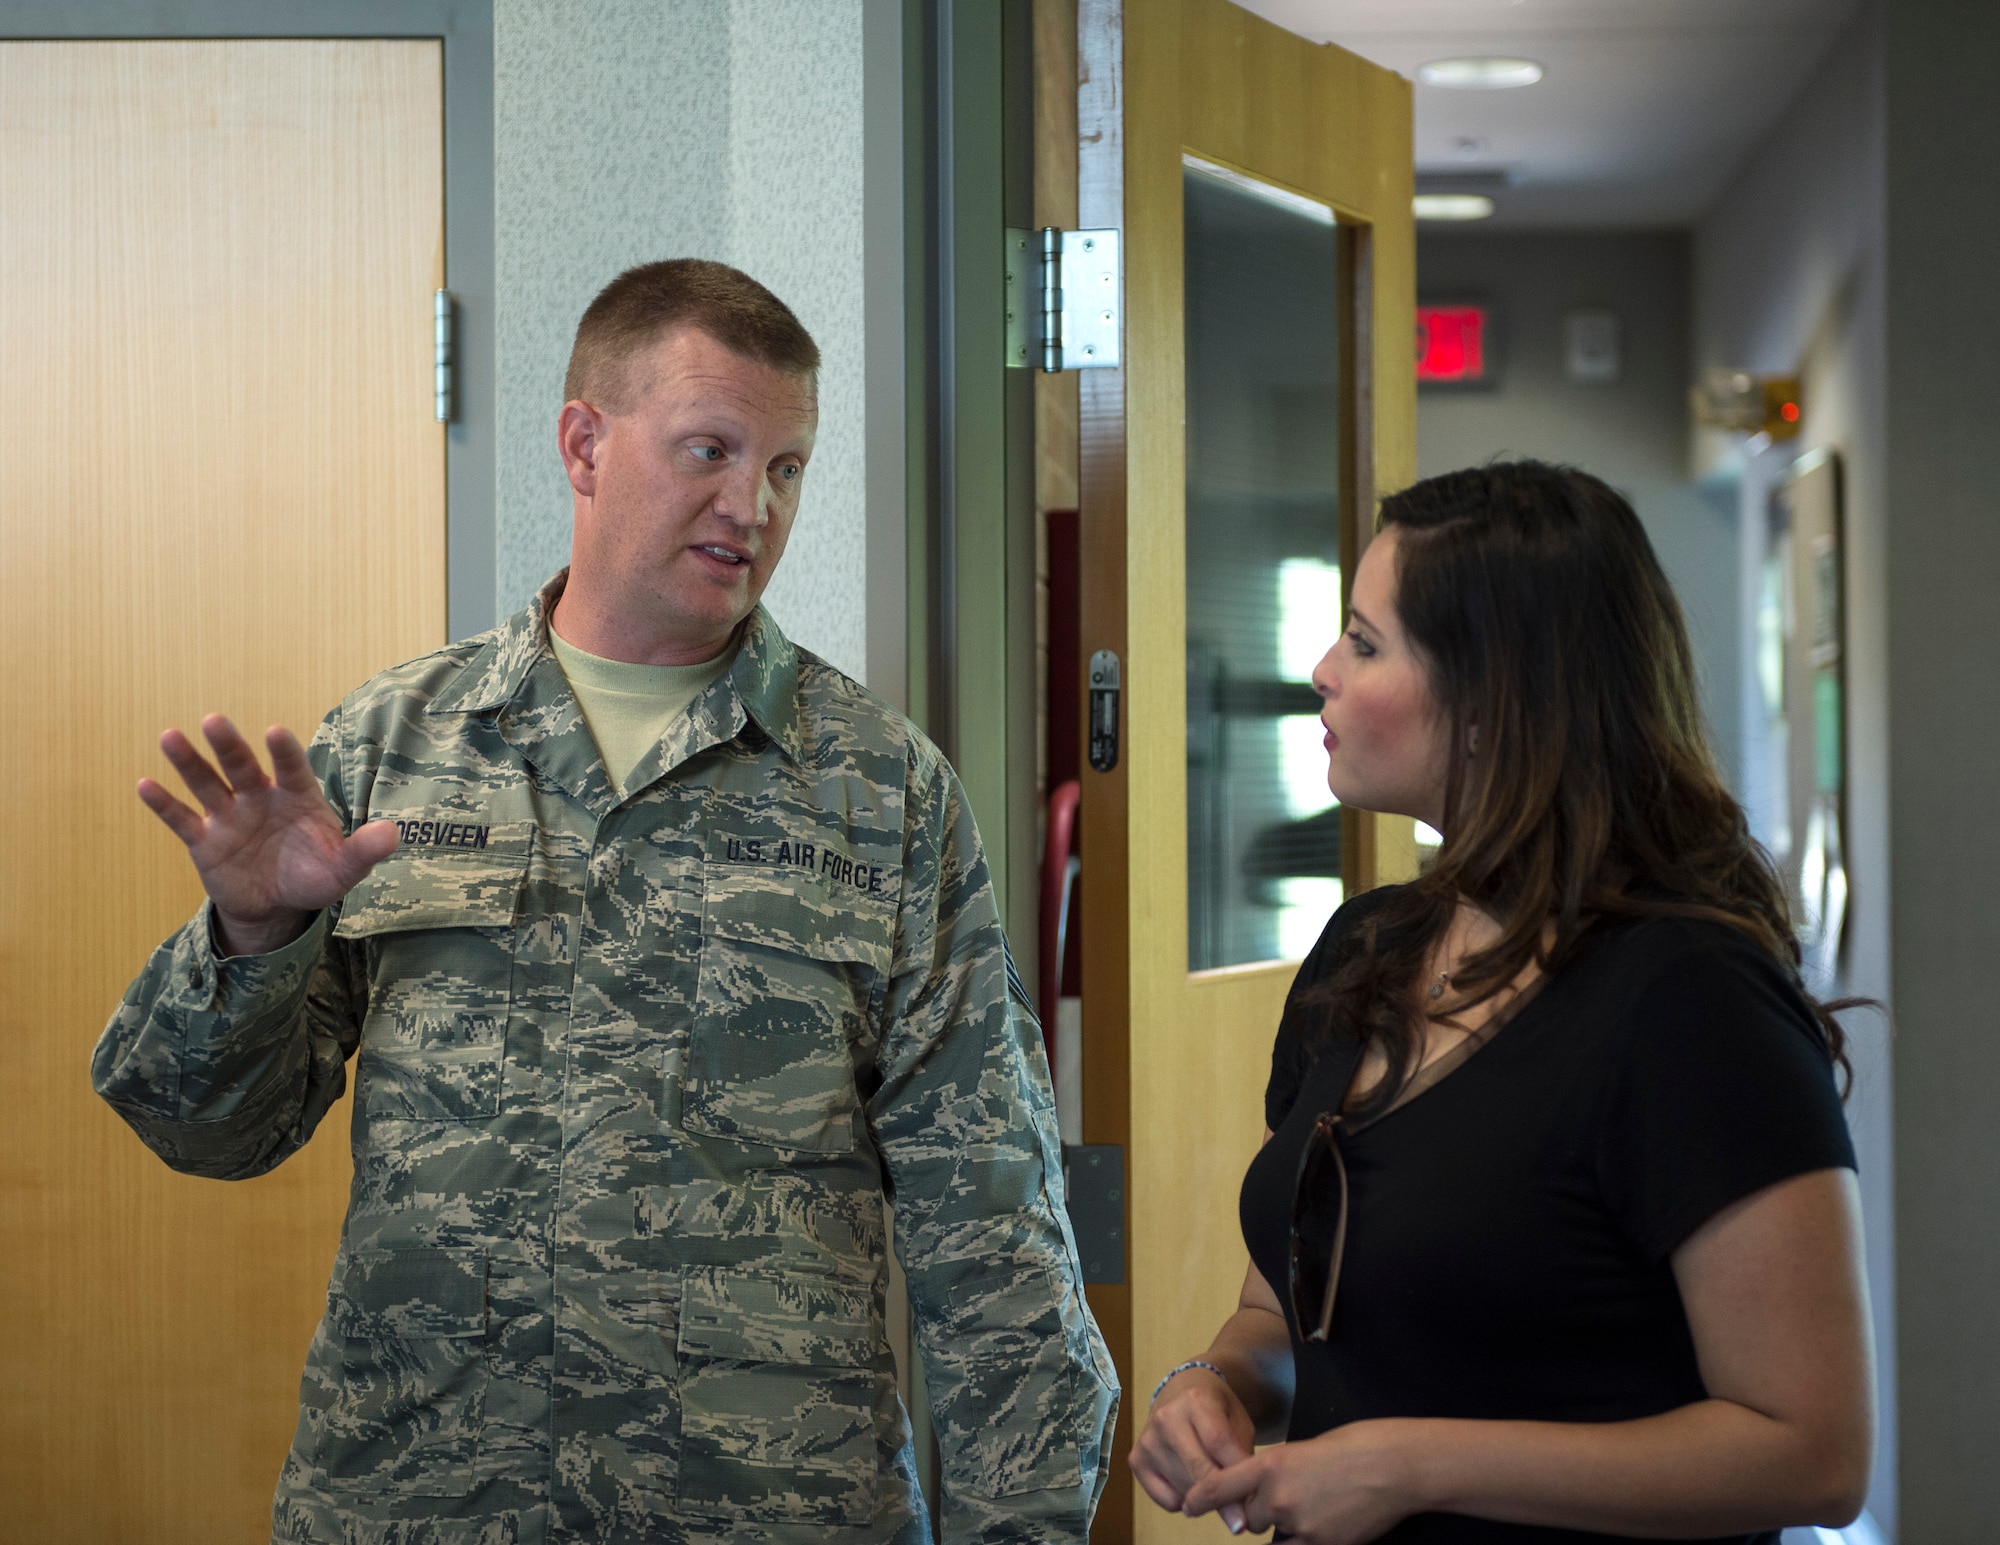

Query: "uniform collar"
<box><xmin>428</xmin><ymin>568</ymin><xmax>805</xmax><ymax>767</ymax></box>
<box><xmin>723</xmin><ymin>606</ymin><xmax>805</xmax><ymax>764</ymax></box>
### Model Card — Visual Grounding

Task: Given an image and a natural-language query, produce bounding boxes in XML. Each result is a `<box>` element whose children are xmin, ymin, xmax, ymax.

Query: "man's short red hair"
<box><xmin>562</xmin><ymin>258</ymin><xmax>820</xmax><ymax>411</ymax></box>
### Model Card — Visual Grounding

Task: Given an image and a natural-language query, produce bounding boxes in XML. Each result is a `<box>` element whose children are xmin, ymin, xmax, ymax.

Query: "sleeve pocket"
<box><xmin>674</xmin><ymin>1265</ymin><xmax>882</xmax><ymax>1526</ymax></box>
<box><xmin>928</xmin><ymin>1264</ymin><xmax>1085</xmax><ymax>1499</ymax></box>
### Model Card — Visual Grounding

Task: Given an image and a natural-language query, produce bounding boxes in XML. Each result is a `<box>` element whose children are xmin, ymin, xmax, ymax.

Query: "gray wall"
<box><xmin>1415</xmin><ymin>231</ymin><xmax>1741</xmax><ymax>785</ymax></box>
<box><xmin>493</xmin><ymin>0</ymin><xmax>901</xmax><ymax>687</ymax></box>
<box><xmin>1884</xmin><ymin>0</ymin><xmax>2000</xmax><ymax>1536</ymax></box>
<box><xmin>1691</xmin><ymin>10</ymin><xmax>1894</xmax><ymax>1529</ymax></box>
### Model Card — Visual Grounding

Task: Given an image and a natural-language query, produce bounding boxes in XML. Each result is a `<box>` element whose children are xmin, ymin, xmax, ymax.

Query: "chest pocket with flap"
<box><xmin>682</xmin><ymin>863</ymin><xmax>894</xmax><ymax>1153</ymax></box>
<box><xmin>333</xmin><ymin>853</ymin><xmax>524</xmax><ymax>1122</ymax></box>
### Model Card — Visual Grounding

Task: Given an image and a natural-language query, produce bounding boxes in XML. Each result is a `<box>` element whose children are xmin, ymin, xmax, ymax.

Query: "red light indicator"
<box><xmin>1417</xmin><ymin>305</ymin><xmax>1487</xmax><ymax>383</ymax></box>
<box><xmin>1780</xmin><ymin>400</ymin><xmax>1800</xmax><ymax>423</ymax></box>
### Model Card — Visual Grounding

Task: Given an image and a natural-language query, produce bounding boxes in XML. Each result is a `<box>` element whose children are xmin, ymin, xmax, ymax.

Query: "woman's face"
<box><xmin>1311</xmin><ymin>526</ymin><xmax>1453</xmax><ymax>828</ymax></box>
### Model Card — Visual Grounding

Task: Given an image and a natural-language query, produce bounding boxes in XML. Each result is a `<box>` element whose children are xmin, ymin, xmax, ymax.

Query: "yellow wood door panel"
<box><xmin>0</xmin><ymin>40</ymin><xmax>445</xmax><ymax>1541</ymax></box>
<box><xmin>1072</xmin><ymin>3</ymin><xmax>1415</xmax><ymax>1537</ymax></box>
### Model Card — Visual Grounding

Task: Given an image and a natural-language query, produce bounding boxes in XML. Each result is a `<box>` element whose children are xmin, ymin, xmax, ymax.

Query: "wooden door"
<box><xmin>0</xmin><ymin>41</ymin><xmax>445</xmax><ymax>1541</ymax></box>
<box><xmin>1067</xmin><ymin>3</ymin><xmax>1416</xmax><ymax>1537</ymax></box>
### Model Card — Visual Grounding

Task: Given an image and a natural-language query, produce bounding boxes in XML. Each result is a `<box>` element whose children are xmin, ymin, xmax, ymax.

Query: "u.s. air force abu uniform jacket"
<box><xmin>94</xmin><ymin>573</ymin><xmax>1118</xmax><ymax>1543</ymax></box>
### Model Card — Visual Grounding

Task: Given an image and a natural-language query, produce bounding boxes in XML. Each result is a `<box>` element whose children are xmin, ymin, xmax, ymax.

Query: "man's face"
<box><xmin>560</xmin><ymin>325</ymin><xmax>817</xmax><ymax>660</ymax></box>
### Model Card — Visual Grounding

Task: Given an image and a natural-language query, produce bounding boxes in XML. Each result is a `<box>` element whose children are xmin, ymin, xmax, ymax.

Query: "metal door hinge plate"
<box><xmin>434</xmin><ymin>289</ymin><xmax>455</xmax><ymax>423</ymax></box>
<box><xmin>1005</xmin><ymin>227</ymin><xmax>1122</xmax><ymax>372</ymax></box>
<box><xmin>1063</xmin><ymin>1143</ymin><xmax>1125</xmax><ymax>1283</ymax></box>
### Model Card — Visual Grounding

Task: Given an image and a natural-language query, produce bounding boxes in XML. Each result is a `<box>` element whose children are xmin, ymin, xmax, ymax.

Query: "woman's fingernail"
<box><xmin>1222</xmin><ymin>1503</ymin><xmax>1247</xmax><ymax>1534</ymax></box>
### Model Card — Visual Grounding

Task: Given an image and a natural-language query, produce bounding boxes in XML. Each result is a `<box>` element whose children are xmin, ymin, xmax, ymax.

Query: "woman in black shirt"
<box><xmin>1130</xmin><ymin>463</ymin><xmax>1873</xmax><ymax>1543</ymax></box>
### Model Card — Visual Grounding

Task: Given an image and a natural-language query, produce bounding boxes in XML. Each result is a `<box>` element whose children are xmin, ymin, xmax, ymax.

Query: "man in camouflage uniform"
<box><xmin>94</xmin><ymin>259</ymin><xmax>1117</xmax><ymax>1542</ymax></box>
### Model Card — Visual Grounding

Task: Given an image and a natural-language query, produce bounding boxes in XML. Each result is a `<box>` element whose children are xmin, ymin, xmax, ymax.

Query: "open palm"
<box><xmin>138</xmin><ymin>714</ymin><xmax>396</xmax><ymax>955</ymax></box>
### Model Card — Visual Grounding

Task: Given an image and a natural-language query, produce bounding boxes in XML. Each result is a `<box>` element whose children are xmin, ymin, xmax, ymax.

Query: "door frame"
<box><xmin>903</xmin><ymin>0</ymin><xmax>1043</xmax><ymax>965</ymax></box>
<box><xmin>3</xmin><ymin>1</ymin><xmax>497</xmax><ymax>642</ymax></box>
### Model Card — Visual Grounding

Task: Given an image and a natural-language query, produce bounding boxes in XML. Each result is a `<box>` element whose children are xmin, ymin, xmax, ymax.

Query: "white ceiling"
<box><xmin>1232</xmin><ymin>0</ymin><xmax>1865</xmax><ymax>228</ymax></box>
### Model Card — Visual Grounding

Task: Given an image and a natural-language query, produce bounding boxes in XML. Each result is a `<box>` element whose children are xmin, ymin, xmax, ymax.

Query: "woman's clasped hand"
<box><xmin>1138</xmin><ymin>1370</ymin><xmax>1421</xmax><ymax>1542</ymax></box>
<box><xmin>1129</xmin><ymin>1367</ymin><xmax>1256</xmax><ymax>1522</ymax></box>
<box><xmin>1183</xmin><ymin>1426</ymin><xmax>1426</xmax><ymax>1544</ymax></box>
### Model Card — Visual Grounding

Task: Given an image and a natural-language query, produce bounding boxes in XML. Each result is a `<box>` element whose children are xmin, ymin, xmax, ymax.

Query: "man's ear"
<box><xmin>558</xmin><ymin>400</ymin><xmax>608</xmax><ymax>499</ymax></box>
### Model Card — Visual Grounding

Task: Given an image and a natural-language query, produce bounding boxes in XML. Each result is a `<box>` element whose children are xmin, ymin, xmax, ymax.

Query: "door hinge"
<box><xmin>434</xmin><ymin>289</ymin><xmax>455</xmax><ymax>423</ymax></box>
<box><xmin>1005</xmin><ymin>227</ymin><xmax>1121</xmax><ymax>372</ymax></box>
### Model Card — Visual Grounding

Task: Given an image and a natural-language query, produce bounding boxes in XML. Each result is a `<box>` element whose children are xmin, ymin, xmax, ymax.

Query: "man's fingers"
<box><xmin>203</xmin><ymin>714</ymin><xmax>271</xmax><ymax>794</ymax></box>
<box><xmin>137</xmin><ymin>777</ymin><xmax>206</xmax><ymax>846</ymax></box>
<box><xmin>158</xmin><ymin>727</ymin><xmax>236</xmax><ymax>815</ymax></box>
<box><xmin>337</xmin><ymin>819</ymin><xmax>399</xmax><ymax>885</ymax></box>
<box><xmin>265</xmin><ymin>725</ymin><xmax>319</xmax><ymax>795</ymax></box>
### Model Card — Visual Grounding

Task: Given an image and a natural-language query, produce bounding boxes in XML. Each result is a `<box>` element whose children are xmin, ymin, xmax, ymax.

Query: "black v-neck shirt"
<box><xmin>1240</xmin><ymin>886</ymin><xmax>1854</xmax><ymax>1545</ymax></box>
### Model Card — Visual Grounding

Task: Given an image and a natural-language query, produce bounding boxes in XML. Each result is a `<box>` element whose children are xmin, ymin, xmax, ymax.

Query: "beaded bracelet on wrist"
<box><xmin>1151</xmin><ymin>1358</ymin><xmax>1227</xmax><ymax>1405</ymax></box>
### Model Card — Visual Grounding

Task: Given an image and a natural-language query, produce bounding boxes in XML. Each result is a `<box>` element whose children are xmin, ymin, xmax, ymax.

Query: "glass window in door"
<box><xmin>1184</xmin><ymin>158</ymin><xmax>1344</xmax><ymax>971</ymax></box>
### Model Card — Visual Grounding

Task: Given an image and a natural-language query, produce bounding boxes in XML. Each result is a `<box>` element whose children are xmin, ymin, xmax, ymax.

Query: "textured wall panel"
<box><xmin>494</xmin><ymin>0</ymin><xmax>869</xmax><ymax>680</ymax></box>
<box><xmin>728</xmin><ymin>0</ymin><xmax>868</xmax><ymax>679</ymax></box>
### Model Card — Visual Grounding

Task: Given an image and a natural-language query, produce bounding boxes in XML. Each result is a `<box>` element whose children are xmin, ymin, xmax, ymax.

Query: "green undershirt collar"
<box><xmin>548</xmin><ymin>626</ymin><xmax>738</xmax><ymax>795</ymax></box>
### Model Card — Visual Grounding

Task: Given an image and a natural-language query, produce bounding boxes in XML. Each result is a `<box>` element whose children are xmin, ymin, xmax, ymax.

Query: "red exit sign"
<box><xmin>1417</xmin><ymin>305</ymin><xmax>1487</xmax><ymax>383</ymax></box>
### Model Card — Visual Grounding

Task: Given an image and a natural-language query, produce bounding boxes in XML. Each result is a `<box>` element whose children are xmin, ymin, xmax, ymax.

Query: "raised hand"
<box><xmin>137</xmin><ymin>714</ymin><xmax>397</xmax><ymax>956</ymax></box>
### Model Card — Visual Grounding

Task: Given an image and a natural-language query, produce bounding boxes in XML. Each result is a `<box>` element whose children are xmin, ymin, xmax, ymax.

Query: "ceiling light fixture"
<box><xmin>1413</xmin><ymin>193</ymin><xmax>1495</xmax><ymax>222</ymax></box>
<box><xmin>1417</xmin><ymin>57</ymin><xmax>1544</xmax><ymax>90</ymax></box>
<box><xmin>1416</xmin><ymin>169</ymin><xmax>1512</xmax><ymax>193</ymax></box>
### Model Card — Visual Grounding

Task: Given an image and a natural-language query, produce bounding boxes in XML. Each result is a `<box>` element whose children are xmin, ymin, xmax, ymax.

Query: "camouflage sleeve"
<box><xmin>90</xmin><ymin>710</ymin><xmax>364</xmax><ymax>1180</ymax></box>
<box><xmin>867</xmin><ymin>753</ymin><xmax>1120</xmax><ymax>1543</ymax></box>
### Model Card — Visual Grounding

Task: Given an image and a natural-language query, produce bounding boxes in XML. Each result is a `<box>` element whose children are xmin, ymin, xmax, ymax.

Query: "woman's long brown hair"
<box><xmin>1315</xmin><ymin>461</ymin><xmax>1852</xmax><ymax>1115</ymax></box>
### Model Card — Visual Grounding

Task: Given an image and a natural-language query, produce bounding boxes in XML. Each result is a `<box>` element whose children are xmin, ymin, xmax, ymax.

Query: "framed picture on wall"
<box><xmin>1774</xmin><ymin>448</ymin><xmax>1847</xmax><ymax>979</ymax></box>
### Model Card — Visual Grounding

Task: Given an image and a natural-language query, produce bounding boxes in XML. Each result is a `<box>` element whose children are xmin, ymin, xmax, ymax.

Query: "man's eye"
<box><xmin>778</xmin><ymin>464</ymin><xmax>800</xmax><ymax>481</ymax></box>
<box><xmin>691</xmin><ymin>445</ymin><xmax>724</xmax><ymax>463</ymax></box>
